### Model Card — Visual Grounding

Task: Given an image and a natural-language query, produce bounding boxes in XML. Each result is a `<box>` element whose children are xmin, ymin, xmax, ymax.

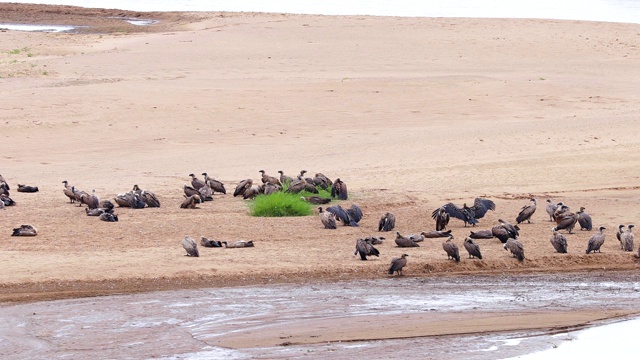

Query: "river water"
<box><xmin>1</xmin><ymin>272</ymin><xmax>639</xmax><ymax>359</ymax></box>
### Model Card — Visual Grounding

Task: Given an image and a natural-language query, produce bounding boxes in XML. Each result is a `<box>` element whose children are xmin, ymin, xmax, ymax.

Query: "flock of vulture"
<box><xmin>3</xmin><ymin>172</ymin><xmax>638</xmax><ymax>277</ymax></box>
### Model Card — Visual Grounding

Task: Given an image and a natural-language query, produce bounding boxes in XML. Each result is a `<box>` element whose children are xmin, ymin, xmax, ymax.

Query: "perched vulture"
<box><xmin>550</xmin><ymin>229</ymin><xmax>568</xmax><ymax>253</ymax></box>
<box><xmin>378</xmin><ymin>213</ymin><xmax>396</xmax><ymax>232</ymax></box>
<box><xmin>442</xmin><ymin>238</ymin><xmax>460</xmax><ymax>262</ymax></box>
<box><xmin>278</xmin><ymin>170</ymin><xmax>293</xmax><ymax>185</ymax></box>
<box><xmin>463</xmin><ymin>238</ymin><xmax>483</xmax><ymax>259</ymax></box>
<box><xmin>545</xmin><ymin>199</ymin><xmax>559</xmax><ymax>222</ymax></box>
<box><xmin>388</xmin><ymin>254</ymin><xmax>409</xmax><ymax>276</ymax></box>
<box><xmin>516</xmin><ymin>198</ymin><xmax>536</xmax><ymax>224</ymax></box>
<box><xmin>62</xmin><ymin>181</ymin><xmax>76</xmax><ymax>203</ymax></box>
<box><xmin>576</xmin><ymin>207</ymin><xmax>592</xmax><ymax>231</ymax></box>
<box><xmin>586</xmin><ymin>227</ymin><xmax>606</xmax><ymax>254</ymax></box>
<box><xmin>434</xmin><ymin>198</ymin><xmax>495</xmax><ymax>227</ymax></box>
<box><xmin>504</xmin><ymin>238</ymin><xmax>525</xmax><ymax>261</ymax></box>
<box><xmin>182</xmin><ymin>236</ymin><xmax>199</xmax><ymax>257</ymax></box>
<box><xmin>616</xmin><ymin>225</ymin><xmax>626</xmax><ymax>250</ymax></box>
<box><xmin>259</xmin><ymin>170</ymin><xmax>281</xmax><ymax>185</ymax></box>
<box><xmin>354</xmin><ymin>238</ymin><xmax>380</xmax><ymax>261</ymax></box>
<box><xmin>331</xmin><ymin>178</ymin><xmax>348</xmax><ymax>200</ymax></box>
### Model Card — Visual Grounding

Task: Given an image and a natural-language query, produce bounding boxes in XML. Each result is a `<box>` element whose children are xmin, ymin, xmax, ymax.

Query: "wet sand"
<box><xmin>1</xmin><ymin>3</ymin><xmax>640</xmax><ymax>353</ymax></box>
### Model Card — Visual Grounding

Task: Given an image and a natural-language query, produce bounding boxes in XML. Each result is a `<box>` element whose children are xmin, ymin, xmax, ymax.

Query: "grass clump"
<box><xmin>250</xmin><ymin>192</ymin><xmax>313</xmax><ymax>217</ymax></box>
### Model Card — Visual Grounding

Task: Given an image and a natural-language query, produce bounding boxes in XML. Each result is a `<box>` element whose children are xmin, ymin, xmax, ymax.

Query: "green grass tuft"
<box><xmin>250</xmin><ymin>192</ymin><xmax>313</xmax><ymax>217</ymax></box>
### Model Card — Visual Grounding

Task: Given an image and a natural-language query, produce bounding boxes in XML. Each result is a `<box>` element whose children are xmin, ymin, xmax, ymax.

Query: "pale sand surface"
<box><xmin>1</xmin><ymin>3</ymin><xmax>640</xmax><ymax>348</ymax></box>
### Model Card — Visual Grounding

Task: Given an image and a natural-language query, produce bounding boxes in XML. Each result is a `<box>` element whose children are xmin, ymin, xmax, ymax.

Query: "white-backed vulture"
<box><xmin>202</xmin><ymin>173</ymin><xmax>226</xmax><ymax>194</ymax></box>
<box><xmin>331</xmin><ymin>178</ymin><xmax>348</xmax><ymax>200</ymax></box>
<box><xmin>388</xmin><ymin>254</ymin><xmax>408</xmax><ymax>276</ymax></box>
<box><xmin>17</xmin><ymin>184</ymin><xmax>38</xmax><ymax>193</ymax></box>
<box><xmin>553</xmin><ymin>206</ymin><xmax>578</xmax><ymax>234</ymax></box>
<box><xmin>378</xmin><ymin>212</ymin><xmax>396</xmax><ymax>232</ymax></box>
<box><xmin>140</xmin><ymin>190</ymin><xmax>161</xmax><ymax>208</ymax></box>
<box><xmin>180</xmin><ymin>194</ymin><xmax>201</xmax><ymax>209</ymax></box>
<box><xmin>421</xmin><ymin>230</ymin><xmax>453</xmax><ymax>238</ymax></box>
<box><xmin>621</xmin><ymin>225</ymin><xmax>635</xmax><ymax>252</ymax></box>
<box><xmin>189</xmin><ymin>173</ymin><xmax>205</xmax><ymax>190</ymax></box>
<box><xmin>442</xmin><ymin>237</ymin><xmax>460</xmax><ymax>262</ymax></box>
<box><xmin>463</xmin><ymin>238</ymin><xmax>483</xmax><ymax>259</ymax></box>
<box><xmin>301</xmin><ymin>196</ymin><xmax>331</xmax><ymax>205</ymax></box>
<box><xmin>395</xmin><ymin>231</ymin><xmax>420</xmax><ymax>248</ymax></box>
<box><xmin>200</xmin><ymin>237</ymin><xmax>223</xmax><ymax>248</ymax></box>
<box><xmin>99</xmin><ymin>212</ymin><xmax>118</xmax><ymax>222</ymax></box>
<box><xmin>546</xmin><ymin>199</ymin><xmax>561</xmax><ymax>221</ymax></box>
<box><xmin>616</xmin><ymin>225</ymin><xmax>626</xmax><ymax>249</ymax></box>
<box><xmin>318</xmin><ymin>207</ymin><xmax>337</xmax><ymax>229</ymax></box>
<box><xmin>504</xmin><ymin>238</ymin><xmax>525</xmax><ymax>261</ymax></box>
<box><xmin>550</xmin><ymin>229</ymin><xmax>568</xmax><ymax>253</ymax></box>
<box><xmin>221</xmin><ymin>240</ymin><xmax>254</xmax><ymax>248</ymax></box>
<box><xmin>259</xmin><ymin>170</ymin><xmax>281</xmax><ymax>186</ymax></box>
<box><xmin>516</xmin><ymin>198</ymin><xmax>536</xmax><ymax>224</ymax></box>
<box><xmin>12</xmin><ymin>224</ymin><xmax>37</xmax><ymax>236</ymax></box>
<box><xmin>182</xmin><ymin>236</ymin><xmax>199</xmax><ymax>257</ymax></box>
<box><xmin>431</xmin><ymin>206</ymin><xmax>450</xmax><ymax>231</ymax></box>
<box><xmin>434</xmin><ymin>198</ymin><xmax>495</xmax><ymax>227</ymax></box>
<box><xmin>233</xmin><ymin>179</ymin><xmax>253</xmax><ymax>197</ymax></box>
<box><xmin>469</xmin><ymin>230</ymin><xmax>494</xmax><ymax>239</ymax></box>
<box><xmin>586</xmin><ymin>227</ymin><xmax>606</xmax><ymax>254</ymax></box>
<box><xmin>62</xmin><ymin>181</ymin><xmax>76</xmax><ymax>203</ymax></box>
<box><xmin>354</xmin><ymin>238</ymin><xmax>380</xmax><ymax>261</ymax></box>
<box><xmin>577</xmin><ymin>207</ymin><xmax>592</xmax><ymax>231</ymax></box>
<box><xmin>278</xmin><ymin>171</ymin><xmax>293</xmax><ymax>185</ymax></box>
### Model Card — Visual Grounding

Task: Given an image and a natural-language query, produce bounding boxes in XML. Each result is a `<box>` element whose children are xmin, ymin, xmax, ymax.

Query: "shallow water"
<box><xmin>1</xmin><ymin>272</ymin><xmax>639</xmax><ymax>359</ymax></box>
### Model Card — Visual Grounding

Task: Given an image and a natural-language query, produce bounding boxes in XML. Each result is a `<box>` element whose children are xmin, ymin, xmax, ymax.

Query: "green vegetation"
<box><xmin>249</xmin><ymin>186</ymin><xmax>332</xmax><ymax>217</ymax></box>
<box><xmin>7</xmin><ymin>47</ymin><xmax>29</xmax><ymax>55</ymax></box>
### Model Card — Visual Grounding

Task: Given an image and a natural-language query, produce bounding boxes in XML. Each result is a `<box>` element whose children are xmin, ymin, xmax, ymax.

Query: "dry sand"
<box><xmin>1</xmin><ymin>3</ymin><xmax>640</xmax><ymax>346</ymax></box>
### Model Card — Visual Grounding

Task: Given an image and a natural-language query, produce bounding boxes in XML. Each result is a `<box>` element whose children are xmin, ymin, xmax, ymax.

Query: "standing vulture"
<box><xmin>621</xmin><ymin>225</ymin><xmax>635</xmax><ymax>252</ymax></box>
<box><xmin>62</xmin><ymin>181</ymin><xmax>76</xmax><ymax>203</ymax></box>
<box><xmin>546</xmin><ymin>199</ymin><xmax>559</xmax><ymax>221</ymax></box>
<box><xmin>182</xmin><ymin>236</ymin><xmax>199</xmax><ymax>257</ymax></box>
<box><xmin>388</xmin><ymin>254</ymin><xmax>409</xmax><ymax>276</ymax></box>
<box><xmin>504</xmin><ymin>239</ymin><xmax>525</xmax><ymax>261</ymax></box>
<box><xmin>202</xmin><ymin>173</ymin><xmax>226</xmax><ymax>194</ymax></box>
<box><xmin>586</xmin><ymin>227</ymin><xmax>606</xmax><ymax>254</ymax></box>
<box><xmin>616</xmin><ymin>224</ymin><xmax>626</xmax><ymax>249</ymax></box>
<box><xmin>553</xmin><ymin>206</ymin><xmax>579</xmax><ymax>234</ymax></box>
<box><xmin>516</xmin><ymin>198</ymin><xmax>536</xmax><ymax>224</ymax></box>
<box><xmin>434</xmin><ymin>198</ymin><xmax>495</xmax><ymax>227</ymax></box>
<box><xmin>378</xmin><ymin>212</ymin><xmax>396</xmax><ymax>232</ymax></box>
<box><xmin>550</xmin><ymin>229</ymin><xmax>568</xmax><ymax>253</ymax></box>
<box><xmin>354</xmin><ymin>238</ymin><xmax>380</xmax><ymax>261</ymax></box>
<box><xmin>259</xmin><ymin>170</ymin><xmax>281</xmax><ymax>185</ymax></box>
<box><xmin>442</xmin><ymin>237</ymin><xmax>460</xmax><ymax>262</ymax></box>
<box><xmin>576</xmin><ymin>207</ymin><xmax>592</xmax><ymax>231</ymax></box>
<box><xmin>278</xmin><ymin>171</ymin><xmax>293</xmax><ymax>185</ymax></box>
<box><xmin>189</xmin><ymin>173</ymin><xmax>206</xmax><ymax>190</ymax></box>
<box><xmin>331</xmin><ymin>178</ymin><xmax>348</xmax><ymax>200</ymax></box>
<box><xmin>463</xmin><ymin>238</ymin><xmax>483</xmax><ymax>259</ymax></box>
<box><xmin>318</xmin><ymin>207</ymin><xmax>337</xmax><ymax>229</ymax></box>
<box><xmin>431</xmin><ymin>206</ymin><xmax>450</xmax><ymax>231</ymax></box>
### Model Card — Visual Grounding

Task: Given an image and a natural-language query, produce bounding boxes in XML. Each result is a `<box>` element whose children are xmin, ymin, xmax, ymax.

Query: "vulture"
<box><xmin>516</xmin><ymin>198</ymin><xmax>537</xmax><ymax>224</ymax></box>
<box><xmin>11</xmin><ymin>225</ymin><xmax>37</xmax><ymax>236</ymax></box>
<box><xmin>318</xmin><ymin>207</ymin><xmax>337</xmax><ymax>229</ymax></box>
<box><xmin>616</xmin><ymin>225</ymin><xmax>626</xmax><ymax>250</ymax></box>
<box><xmin>378</xmin><ymin>212</ymin><xmax>396</xmax><ymax>232</ymax></box>
<box><xmin>198</xmin><ymin>185</ymin><xmax>214</xmax><ymax>201</ymax></box>
<box><xmin>17</xmin><ymin>184</ymin><xmax>39</xmax><ymax>193</ymax></box>
<box><xmin>85</xmin><ymin>207</ymin><xmax>105</xmax><ymax>216</ymax></box>
<box><xmin>80</xmin><ymin>190</ymin><xmax>100</xmax><ymax>210</ymax></box>
<box><xmin>278</xmin><ymin>170</ymin><xmax>293</xmax><ymax>185</ymax></box>
<box><xmin>621</xmin><ymin>225</ymin><xmax>635</xmax><ymax>252</ymax></box>
<box><xmin>431</xmin><ymin>206</ymin><xmax>451</xmax><ymax>231</ymax></box>
<box><xmin>233</xmin><ymin>179</ymin><xmax>253</xmax><ymax>197</ymax></box>
<box><xmin>243</xmin><ymin>184</ymin><xmax>263</xmax><ymax>200</ymax></box>
<box><xmin>407</xmin><ymin>233</ymin><xmax>425</xmax><ymax>243</ymax></box>
<box><xmin>576</xmin><ymin>207</ymin><xmax>592</xmax><ymax>231</ymax></box>
<box><xmin>0</xmin><ymin>199</ymin><xmax>3</xmax><ymax>209</ymax></box>
<box><xmin>202</xmin><ymin>173</ymin><xmax>226</xmax><ymax>194</ymax></box>
<box><xmin>1</xmin><ymin>194</ymin><xmax>16</xmax><ymax>206</ymax></box>
<box><xmin>296</xmin><ymin>171</ymin><xmax>319</xmax><ymax>193</ymax></box>
<box><xmin>99</xmin><ymin>213</ymin><xmax>118</xmax><ymax>222</ymax></box>
<box><xmin>200</xmin><ymin>237</ymin><xmax>223</xmax><ymax>248</ymax></box>
<box><xmin>586</xmin><ymin>227</ymin><xmax>606</xmax><ymax>254</ymax></box>
<box><xmin>421</xmin><ymin>230</ymin><xmax>453</xmax><ymax>238</ymax></box>
<box><xmin>100</xmin><ymin>199</ymin><xmax>115</xmax><ymax>211</ymax></box>
<box><xmin>553</xmin><ymin>203</ymin><xmax>569</xmax><ymax>222</ymax></box>
<box><xmin>0</xmin><ymin>174</ymin><xmax>8</xmax><ymax>190</ymax></box>
<box><xmin>354</xmin><ymin>238</ymin><xmax>380</xmax><ymax>261</ymax></box>
<box><xmin>553</xmin><ymin>206</ymin><xmax>578</xmax><ymax>234</ymax></box>
<box><xmin>221</xmin><ymin>240</ymin><xmax>254</xmax><ymax>248</ymax></box>
<box><xmin>129</xmin><ymin>194</ymin><xmax>146</xmax><ymax>209</ymax></box>
<box><xmin>504</xmin><ymin>239</ymin><xmax>525</xmax><ymax>261</ymax></box>
<box><xmin>114</xmin><ymin>193</ymin><xmax>133</xmax><ymax>207</ymax></box>
<box><xmin>331</xmin><ymin>178</ymin><xmax>348</xmax><ymax>200</ymax></box>
<box><xmin>326</xmin><ymin>204</ymin><xmax>361</xmax><ymax>227</ymax></box>
<box><xmin>469</xmin><ymin>230</ymin><xmax>494</xmax><ymax>239</ymax></box>
<box><xmin>463</xmin><ymin>238</ymin><xmax>483</xmax><ymax>259</ymax></box>
<box><xmin>62</xmin><ymin>181</ymin><xmax>76</xmax><ymax>203</ymax></box>
<box><xmin>312</xmin><ymin>173</ymin><xmax>332</xmax><ymax>190</ymax></box>
<box><xmin>492</xmin><ymin>219</ymin><xmax>519</xmax><ymax>243</ymax></box>
<box><xmin>183</xmin><ymin>184</ymin><xmax>200</xmax><ymax>199</ymax></box>
<box><xmin>434</xmin><ymin>198</ymin><xmax>495</xmax><ymax>227</ymax></box>
<box><xmin>442</xmin><ymin>237</ymin><xmax>460</xmax><ymax>262</ymax></box>
<box><xmin>395</xmin><ymin>231</ymin><xmax>420</xmax><ymax>247</ymax></box>
<box><xmin>301</xmin><ymin>196</ymin><xmax>331</xmax><ymax>205</ymax></box>
<box><xmin>545</xmin><ymin>199</ymin><xmax>559</xmax><ymax>221</ymax></box>
<box><xmin>180</xmin><ymin>194</ymin><xmax>201</xmax><ymax>209</ymax></box>
<box><xmin>182</xmin><ymin>236</ymin><xmax>199</xmax><ymax>257</ymax></box>
<box><xmin>364</xmin><ymin>235</ymin><xmax>385</xmax><ymax>245</ymax></box>
<box><xmin>259</xmin><ymin>170</ymin><xmax>281</xmax><ymax>185</ymax></box>
<box><xmin>263</xmin><ymin>182</ymin><xmax>281</xmax><ymax>195</ymax></box>
<box><xmin>286</xmin><ymin>176</ymin><xmax>305</xmax><ymax>194</ymax></box>
<box><xmin>189</xmin><ymin>173</ymin><xmax>206</xmax><ymax>190</ymax></box>
<box><xmin>140</xmin><ymin>190</ymin><xmax>161</xmax><ymax>208</ymax></box>
<box><xmin>388</xmin><ymin>254</ymin><xmax>409</xmax><ymax>276</ymax></box>
<box><xmin>550</xmin><ymin>229</ymin><xmax>568</xmax><ymax>253</ymax></box>
<box><xmin>0</xmin><ymin>182</ymin><xmax>9</xmax><ymax>196</ymax></box>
